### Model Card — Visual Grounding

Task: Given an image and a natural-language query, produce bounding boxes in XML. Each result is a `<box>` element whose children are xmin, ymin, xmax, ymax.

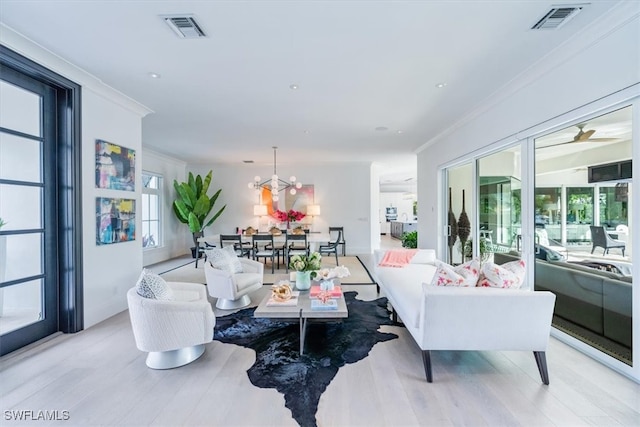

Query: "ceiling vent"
<box><xmin>163</xmin><ymin>15</ymin><xmax>206</xmax><ymax>38</ymax></box>
<box><xmin>531</xmin><ymin>5</ymin><xmax>585</xmax><ymax>30</ymax></box>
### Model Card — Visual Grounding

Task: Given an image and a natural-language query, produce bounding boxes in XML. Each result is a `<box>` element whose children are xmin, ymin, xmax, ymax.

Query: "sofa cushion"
<box><xmin>430</xmin><ymin>259</ymin><xmax>480</xmax><ymax>287</ymax></box>
<box><xmin>409</xmin><ymin>249</ymin><xmax>437</xmax><ymax>265</ymax></box>
<box><xmin>479</xmin><ymin>259</ymin><xmax>526</xmax><ymax>289</ymax></box>
<box><xmin>135</xmin><ymin>269</ymin><xmax>174</xmax><ymax>300</ymax></box>
<box><xmin>206</xmin><ymin>246</ymin><xmax>243</xmax><ymax>274</ymax></box>
<box><xmin>376</xmin><ymin>264</ymin><xmax>437</xmax><ymax>329</ymax></box>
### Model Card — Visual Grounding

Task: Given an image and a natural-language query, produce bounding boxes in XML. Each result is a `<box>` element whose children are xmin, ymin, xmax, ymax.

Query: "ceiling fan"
<box><xmin>537</xmin><ymin>123</ymin><xmax>619</xmax><ymax>150</ymax></box>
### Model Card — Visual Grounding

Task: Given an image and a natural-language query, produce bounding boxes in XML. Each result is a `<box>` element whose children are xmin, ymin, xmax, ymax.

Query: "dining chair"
<box><xmin>219</xmin><ymin>234</ymin><xmax>251</xmax><ymax>258</ymax></box>
<box><xmin>329</xmin><ymin>226</ymin><xmax>346</xmax><ymax>256</ymax></box>
<box><xmin>252</xmin><ymin>234</ymin><xmax>277</xmax><ymax>273</ymax></box>
<box><xmin>285</xmin><ymin>233</ymin><xmax>309</xmax><ymax>272</ymax></box>
<box><xmin>266</xmin><ymin>227</ymin><xmax>286</xmax><ymax>267</ymax></box>
<box><xmin>319</xmin><ymin>228</ymin><xmax>341</xmax><ymax>265</ymax></box>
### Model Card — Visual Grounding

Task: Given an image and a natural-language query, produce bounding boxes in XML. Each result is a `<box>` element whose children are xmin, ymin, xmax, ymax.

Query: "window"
<box><xmin>142</xmin><ymin>172</ymin><xmax>162</xmax><ymax>249</ymax></box>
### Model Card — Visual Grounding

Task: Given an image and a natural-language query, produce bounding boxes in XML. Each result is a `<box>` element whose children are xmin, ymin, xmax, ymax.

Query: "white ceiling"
<box><xmin>0</xmin><ymin>0</ymin><xmax>626</xmax><ymax>186</ymax></box>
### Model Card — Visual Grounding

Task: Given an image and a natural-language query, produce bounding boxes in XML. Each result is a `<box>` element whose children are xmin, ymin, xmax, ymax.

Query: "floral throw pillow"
<box><xmin>478</xmin><ymin>260</ymin><xmax>526</xmax><ymax>289</ymax></box>
<box><xmin>135</xmin><ymin>269</ymin><xmax>174</xmax><ymax>300</ymax></box>
<box><xmin>430</xmin><ymin>259</ymin><xmax>480</xmax><ymax>287</ymax></box>
<box><xmin>206</xmin><ymin>246</ymin><xmax>243</xmax><ymax>274</ymax></box>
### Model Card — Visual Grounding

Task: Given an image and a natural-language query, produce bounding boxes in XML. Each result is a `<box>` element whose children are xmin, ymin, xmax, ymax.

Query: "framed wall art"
<box><xmin>96</xmin><ymin>197</ymin><xmax>136</xmax><ymax>245</ymax></box>
<box><xmin>95</xmin><ymin>139</ymin><xmax>136</xmax><ymax>191</ymax></box>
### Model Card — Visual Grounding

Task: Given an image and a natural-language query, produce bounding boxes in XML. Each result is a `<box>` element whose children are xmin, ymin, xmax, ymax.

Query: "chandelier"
<box><xmin>248</xmin><ymin>146</ymin><xmax>302</xmax><ymax>202</ymax></box>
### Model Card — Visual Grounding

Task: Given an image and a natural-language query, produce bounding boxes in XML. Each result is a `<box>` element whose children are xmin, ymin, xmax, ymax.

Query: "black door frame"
<box><xmin>0</xmin><ymin>46</ymin><xmax>83</xmax><ymax>355</ymax></box>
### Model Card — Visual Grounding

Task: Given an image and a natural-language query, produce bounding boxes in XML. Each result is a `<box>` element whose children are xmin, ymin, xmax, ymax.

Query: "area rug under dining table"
<box><xmin>213</xmin><ymin>291</ymin><xmax>397</xmax><ymax>427</ymax></box>
<box><xmin>159</xmin><ymin>255</ymin><xmax>376</xmax><ymax>285</ymax></box>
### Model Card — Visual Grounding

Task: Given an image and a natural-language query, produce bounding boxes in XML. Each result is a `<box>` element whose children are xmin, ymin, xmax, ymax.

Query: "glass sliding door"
<box><xmin>476</xmin><ymin>146</ymin><xmax>522</xmax><ymax>261</ymax></box>
<box><xmin>534</xmin><ymin>106</ymin><xmax>633</xmax><ymax>365</ymax></box>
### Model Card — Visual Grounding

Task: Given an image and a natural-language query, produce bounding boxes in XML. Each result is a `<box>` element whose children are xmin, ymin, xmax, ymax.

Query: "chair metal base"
<box><xmin>216</xmin><ymin>294</ymin><xmax>252</xmax><ymax>310</ymax></box>
<box><xmin>145</xmin><ymin>344</ymin><xmax>205</xmax><ymax>369</ymax></box>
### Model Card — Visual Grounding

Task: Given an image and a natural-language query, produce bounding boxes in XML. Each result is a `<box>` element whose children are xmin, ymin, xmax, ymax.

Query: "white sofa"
<box><xmin>373</xmin><ymin>249</ymin><xmax>556</xmax><ymax>383</ymax></box>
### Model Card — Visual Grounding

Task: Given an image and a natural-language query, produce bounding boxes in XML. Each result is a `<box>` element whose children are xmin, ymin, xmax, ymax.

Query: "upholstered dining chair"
<box><xmin>252</xmin><ymin>234</ymin><xmax>278</xmax><ymax>273</ymax></box>
<box><xmin>204</xmin><ymin>256</ymin><xmax>263</xmax><ymax>309</ymax></box>
<box><xmin>127</xmin><ymin>275</ymin><xmax>215</xmax><ymax>370</ymax></box>
<box><xmin>285</xmin><ymin>233</ymin><xmax>309</xmax><ymax>272</ymax></box>
<box><xmin>329</xmin><ymin>226</ymin><xmax>346</xmax><ymax>256</ymax></box>
<box><xmin>319</xmin><ymin>228</ymin><xmax>342</xmax><ymax>265</ymax></box>
<box><xmin>219</xmin><ymin>234</ymin><xmax>251</xmax><ymax>258</ymax></box>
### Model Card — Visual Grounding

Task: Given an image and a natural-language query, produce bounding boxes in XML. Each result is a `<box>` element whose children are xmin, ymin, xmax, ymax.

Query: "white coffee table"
<box><xmin>254</xmin><ymin>279</ymin><xmax>348</xmax><ymax>355</ymax></box>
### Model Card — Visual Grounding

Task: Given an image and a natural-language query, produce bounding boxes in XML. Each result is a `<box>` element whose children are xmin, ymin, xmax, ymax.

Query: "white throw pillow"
<box><xmin>409</xmin><ymin>249</ymin><xmax>437</xmax><ymax>265</ymax></box>
<box><xmin>429</xmin><ymin>259</ymin><xmax>480</xmax><ymax>287</ymax></box>
<box><xmin>135</xmin><ymin>269</ymin><xmax>174</xmax><ymax>300</ymax></box>
<box><xmin>206</xmin><ymin>246</ymin><xmax>243</xmax><ymax>274</ymax></box>
<box><xmin>478</xmin><ymin>260</ymin><xmax>526</xmax><ymax>289</ymax></box>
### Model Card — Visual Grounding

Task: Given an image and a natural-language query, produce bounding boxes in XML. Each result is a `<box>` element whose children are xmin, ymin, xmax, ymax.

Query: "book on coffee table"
<box><xmin>309</xmin><ymin>285</ymin><xmax>342</xmax><ymax>299</ymax></box>
<box><xmin>310</xmin><ymin>299</ymin><xmax>338</xmax><ymax>310</ymax></box>
<box><xmin>266</xmin><ymin>291</ymin><xmax>300</xmax><ymax>307</ymax></box>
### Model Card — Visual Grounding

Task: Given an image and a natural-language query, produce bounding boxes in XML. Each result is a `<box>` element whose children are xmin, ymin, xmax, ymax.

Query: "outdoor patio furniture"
<box><xmin>590</xmin><ymin>225</ymin><xmax>626</xmax><ymax>256</ymax></box>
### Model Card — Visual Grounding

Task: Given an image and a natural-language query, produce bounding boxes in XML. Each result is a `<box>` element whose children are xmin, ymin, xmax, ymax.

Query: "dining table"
<box><xmin>198</xmin><ymin>231</ymin><xmax>331</xmax><ymax>252</ymax></box>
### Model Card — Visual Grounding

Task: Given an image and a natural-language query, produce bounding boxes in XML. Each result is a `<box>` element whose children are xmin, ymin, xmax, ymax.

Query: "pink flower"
<box><xmin>273</xmin><ymin>209</ymin><xmax>306</xmax><ymax>222</ymax></box>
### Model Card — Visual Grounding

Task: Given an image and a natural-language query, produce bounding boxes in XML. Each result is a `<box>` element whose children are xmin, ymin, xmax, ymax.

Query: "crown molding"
<box><xmin>416</xmin><ymin>1</ymin><xmax>640</xmax><ymax>154</ymax></box>
<box><xmin>1</xmin><ymin>23</ymin><xmax>153</xmax><ymax>118</ymax></box>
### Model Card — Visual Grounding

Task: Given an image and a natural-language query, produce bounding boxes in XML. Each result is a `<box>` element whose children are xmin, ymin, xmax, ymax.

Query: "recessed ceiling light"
<box><xmin>303</xmin><ymin>130</ymin><xmax>309</xmax><ymax>134</ymax></box>
<box><xmin>435</xmin><ymin>82</ymin><xmax>447</xmax><ymax>88</ymax></box>
<box><xmin>375</xmin><ymin>126</ymin><xmax>388</xmax><ymax>131</ymax></box>
<box><xmin>289</xmin><ymin>84</ymin><xmax>299</xmax><ymax>90</ymax></box>
<box><xmin>148</xmin><ymin>72</ymin><xmax>161</xmax><ymax>79</ymax></box>
<box><xmin>396</xmin><ymin>130</ymin><xmax>403</xmax><ymax>134</ymax></box>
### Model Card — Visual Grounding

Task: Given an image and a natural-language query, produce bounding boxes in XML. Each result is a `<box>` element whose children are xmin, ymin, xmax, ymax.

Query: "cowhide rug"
<box><xmin>213</xmin><ymin>291</ymin><xmax>397</xmax><ymax>427</ymax></box>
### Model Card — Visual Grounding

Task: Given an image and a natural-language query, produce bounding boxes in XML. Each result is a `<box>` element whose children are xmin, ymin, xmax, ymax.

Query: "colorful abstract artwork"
<box><xmin>95</xmin><ymin>139</ymin><xmax>136</xmax><ymax>191</ymax></box>
<box><xmin>285</xmin><ymin>185</ymin><xmax>314</xmax><ymax>213</ymax></box>
<box><xmin>96</xmin><ymin>197</ymin><xmax>136</xmax><ymax>245</ymax></box>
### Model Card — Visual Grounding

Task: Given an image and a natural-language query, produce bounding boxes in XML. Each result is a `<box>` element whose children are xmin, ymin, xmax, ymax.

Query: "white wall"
<box><xmin>141</xmin><ymin>149</ymin><xmax>187</xmax><ymax>266</ymax></box>
<box><xmin>81</xmin><ymin>91</ymin><xmax>148</xmax><ymax>328</ymax></box>
<box><xmin>1</xmin><ymin>25</ymin><xmax>152</xmax><ymax>329</ymax></box>
<box><xmin>185</xmin><ymin>162</ymin><xmax>374</xmax><ymax>255</ymax></box>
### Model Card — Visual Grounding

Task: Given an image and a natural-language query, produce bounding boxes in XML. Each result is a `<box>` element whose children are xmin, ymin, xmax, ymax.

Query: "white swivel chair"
<box><xmin>127</xmin><ymin>281</ymin><xmax>215</xmax><ymax>369</ymax></box>
<box><xmin>204</xmin><ymin>258</ymin><xmax>263</xmax><ymax>309</ymax></box>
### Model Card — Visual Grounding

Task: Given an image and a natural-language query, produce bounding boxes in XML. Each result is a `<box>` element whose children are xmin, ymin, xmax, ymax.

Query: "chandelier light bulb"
<box><xmin>247</xmin><ymin>147</ymin><xmax>303</xmax><ymax>199</ymax></box>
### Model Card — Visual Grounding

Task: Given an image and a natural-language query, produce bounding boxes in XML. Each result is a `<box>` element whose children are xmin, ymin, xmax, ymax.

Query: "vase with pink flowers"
<box><xmin>273</xmin><ymin>209</ymin><xmax>306</xmax><ymax>229</ymax></box>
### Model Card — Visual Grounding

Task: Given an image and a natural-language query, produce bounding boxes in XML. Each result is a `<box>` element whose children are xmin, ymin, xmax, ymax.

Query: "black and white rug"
<box><xmin>213</xmin><ymin>291</ymin><xmax>397</xmax><ymax>427</ymax></box>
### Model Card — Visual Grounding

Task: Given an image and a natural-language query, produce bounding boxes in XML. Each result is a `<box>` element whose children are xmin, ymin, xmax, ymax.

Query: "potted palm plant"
<box><xmin>173</xmin><ymin>171</ymin><xmax>226</xmax><ymax>257</ymax></box>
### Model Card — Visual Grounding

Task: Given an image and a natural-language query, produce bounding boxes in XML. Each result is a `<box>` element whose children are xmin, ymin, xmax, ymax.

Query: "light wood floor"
<box><xmin>2</xmin><ymin>237</ymin><xmax>638</xmax><ymax>426</ymax></box>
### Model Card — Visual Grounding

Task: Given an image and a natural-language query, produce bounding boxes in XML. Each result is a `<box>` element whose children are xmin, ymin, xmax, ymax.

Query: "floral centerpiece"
<box><xmin>289</xmin><ymin>251</ymin><xmax>321</xmax><ymax>290</ymax></box>
<box><xmin>289</xmin><ymin>251</ymin><xmax>322</xmax><ymax>276</ymax></box>
<box><xmin>273</xmin><ymin>209</ymin><xmax>305</xmax><ymax>228</ymax></box>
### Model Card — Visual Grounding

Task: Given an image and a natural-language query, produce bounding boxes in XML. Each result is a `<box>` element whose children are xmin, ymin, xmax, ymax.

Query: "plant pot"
<box><xmin>190</xmin><ymin>246</ymin><xmax>204</xmax><ymax>259</ymax></box>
